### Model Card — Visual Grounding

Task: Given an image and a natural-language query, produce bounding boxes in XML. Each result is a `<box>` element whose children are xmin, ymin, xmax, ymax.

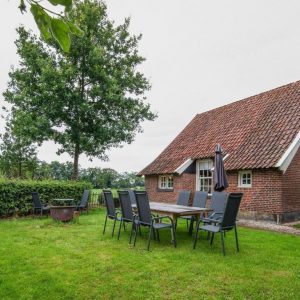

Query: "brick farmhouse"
<box><xmin>139</xmin><ymin>81</ymin><xmax>300</xmax><ymax>223</ymax></box>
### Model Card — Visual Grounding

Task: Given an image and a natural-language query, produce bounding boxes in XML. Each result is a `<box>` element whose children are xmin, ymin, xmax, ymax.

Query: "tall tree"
<box><xmin>4</xmin><ymin>0</ymin><xmax>156</xmax><ymax>179</ymax></box>
<box><xmin>0</xmin><ymin>114</ymin><xmax>38</xmax><ymax>178</ymax></box>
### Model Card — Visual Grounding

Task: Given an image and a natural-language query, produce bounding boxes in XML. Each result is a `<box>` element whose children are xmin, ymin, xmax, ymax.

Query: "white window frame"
<box><xmin>196</xmin><ymin>159</ymin><xmax>214</xmax><ymax>195</ymax></box>
<box><xmin>158</xmin><ymin>174</ymin><xmax>174</xmax><ymax>190</ymax></box>
<box><xmin>238</xmin><ymin>170</ymin><xmax>252</xmax><ymax>188</ymax></box>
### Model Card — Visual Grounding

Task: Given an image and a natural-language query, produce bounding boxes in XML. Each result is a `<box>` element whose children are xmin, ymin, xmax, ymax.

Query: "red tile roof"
<box><xmin>139</xmin><ymin>81</ymin><xmax>300</xmax><ymax>175</ymax></box>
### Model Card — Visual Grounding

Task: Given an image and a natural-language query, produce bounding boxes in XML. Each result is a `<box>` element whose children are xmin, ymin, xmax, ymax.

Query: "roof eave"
<box><xmin>174</xmin><ymin>158</ymin><xmax>194</xmax><ymax>175</ymax></box>
<box><xmin>275</xmin><ymin>131</ymin><xmax>300</xmax><ymax>173</ymax></box>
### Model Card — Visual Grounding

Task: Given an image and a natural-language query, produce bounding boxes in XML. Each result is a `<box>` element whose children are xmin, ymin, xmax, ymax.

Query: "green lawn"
<box><xmin>1</xmin><ymin>209</ymin><xmax>300</xmax><ymax>300</ymax></box>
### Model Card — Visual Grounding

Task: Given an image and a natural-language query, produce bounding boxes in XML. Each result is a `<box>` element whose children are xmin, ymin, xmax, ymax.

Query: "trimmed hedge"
<box><xmin>0</xmin><ymin>179</ymin><xmax>93</xmax><ymax>216</ymax></box>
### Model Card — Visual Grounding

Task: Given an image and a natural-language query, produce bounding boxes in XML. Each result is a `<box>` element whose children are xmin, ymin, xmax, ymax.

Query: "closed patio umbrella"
<box><xmin>214</xmin><ymin>144</ymin><xmax>229</xmax><ymax>192</ymax></box>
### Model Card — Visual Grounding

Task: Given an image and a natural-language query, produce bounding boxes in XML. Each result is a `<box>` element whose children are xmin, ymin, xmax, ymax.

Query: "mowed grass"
<box><xmin>0</xmin><ymin>209</ymin><xmax>300</xmax><ymax>300</ymax></box>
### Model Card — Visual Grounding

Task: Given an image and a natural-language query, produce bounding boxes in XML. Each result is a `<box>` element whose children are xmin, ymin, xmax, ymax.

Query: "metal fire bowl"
<box><xmin>50</xmin><ymin>206</ymin><xmax>76</xmax><ymax>222</ymax></box>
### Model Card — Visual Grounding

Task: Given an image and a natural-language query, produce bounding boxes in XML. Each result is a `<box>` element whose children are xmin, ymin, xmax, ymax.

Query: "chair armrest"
<box><xmin>203</xmin><ymin>218</ymin><xmax>222</xmax><ymax>224</ymax></box>
<box><xmin>209</xmin><ymin>212</ymin><xmax>223</xmax><ymax>217</ymax></box>
<box><xmin>152</xmin><ymin>215</ymin><xmax>174</xmax><ymax>225</ymax></box>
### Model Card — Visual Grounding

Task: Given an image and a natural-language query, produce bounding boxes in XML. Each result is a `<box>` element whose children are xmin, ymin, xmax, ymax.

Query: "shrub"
<box><xmin>0</xmin><ymin>179</ymin><xmax>93</xmax><ymax>217</ymax></box>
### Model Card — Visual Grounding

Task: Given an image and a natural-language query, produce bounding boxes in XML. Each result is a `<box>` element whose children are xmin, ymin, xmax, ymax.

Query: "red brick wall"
<box><xmin>226</xmin><ymin>169</ymin><xmax>283</xmax><ymax>214</ymax></box>
<box><xmin>145</xmin><ymin>173</ymin><xmax>196</xmax><ymax>203</ymax></box>
<box><xmin>145</xmin><ymin>168</ymin><xmax>284</xmax><ymax>217</ymax></box>
<box><xmin>282</xmin><ymin>148</ymin><xmax>300</xmax><ymax>213</ymax></box>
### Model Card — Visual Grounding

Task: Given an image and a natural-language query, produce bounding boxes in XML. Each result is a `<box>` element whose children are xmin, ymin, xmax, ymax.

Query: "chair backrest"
<box><xmin>103</xmin><ymin>190</ymin><xmax>116</xmax><ymax>217</ymax></box>
<box><xmin>210</xmin><ymin>192</ymin><xmax>227</xmax><ymax>214</ymax></box>
<box><xmin>79</xmin><ymin>190</ymin><xmax>89</xmax><ymax>207</ymax></box>
<box><xmin>128</xmin><ymin>189</ymin><xmax>136</xmax><ymax>205</ymax></box>
<box><xmin>118</xmin><ymin>190</ymin><xmax>134</xmax><ymax>221</ymax></box>
<box><xmin>134</xmin><ymin>191</ymin><xmax>152</xmax><ymax>226</ymax></box>
<box><xmin>193</xmin><ymin>191</ymin><xmax>208</xmax><ymax>208</ymax></box>
<box><xmin>32</xmin><ymin>192</ymin><xmax>42</xmax><ymax>209</ymax></box>
<box><xmin>176</xmin><ymin>190</ymin><xmax>191</xmax><ymax>206</ymax></box>
<box><xmin>221</xmin><ymin>193</ymin><xmax>243</xmax><ymax>228</ymax></box>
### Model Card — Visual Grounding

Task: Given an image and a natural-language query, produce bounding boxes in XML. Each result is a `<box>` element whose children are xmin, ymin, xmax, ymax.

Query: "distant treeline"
<box><xmin>0</xmin><ymin>158</ymin><xmax>144</xmax><ymax>189</ymax></box>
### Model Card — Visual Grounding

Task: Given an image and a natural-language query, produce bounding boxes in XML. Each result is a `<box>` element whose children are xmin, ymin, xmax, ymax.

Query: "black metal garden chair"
<box><xmin>117</xmin><ymin>190</ymin><xmax>135</xmax><ymax>241</ymax></box>
<box><xmin>128</xmin><ymin>189</ymin><xmax>136</xmax><ymax>205</ymax></box>
<box><xmin>102</xmin><ymin>190</ymin><xmax>122</xmax><ymax>237</ymax></box>
<box><xmin>193</xmin><ymin>193</ymin><xmax>243</xmax><ymax>255</ymax></box>
<box><xmin>175</xmin><ymin>190</ymin><xmax>191</xmax><ymax>228</ymax></box>
<box><xmin>179</xmin><ymin>191</ymin><xmax>208</xmax><ymax>229</ymax></box>
<box><xmin>133</xmin><ymin>191</ymin><xmax>176</xmax><ymax>251</ymax></box>
<box><xmin>176</xmin><ymin>190</ymin><xmax>191</xmax><ymax>206</ymax></box>
<box><xmin>201</xmin><ymin>191</ymin><xmax>227</xmax><ymax>223</ymax></box>
<box><xmin>32</xmin><ymin>192</ymin><xmax>50</xmax><ymax>216</ymax></box>
<box><xmin>76</xmin><ymin>189</ymin><xmax>90</xmax><ymax>213</ymax></box>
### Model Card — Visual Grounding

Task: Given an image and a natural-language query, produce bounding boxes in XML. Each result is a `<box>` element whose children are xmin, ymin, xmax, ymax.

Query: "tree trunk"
<box><xmin>72</xmin><ymin>143</ymin><xmax>80</xmax><ymax>180</ymax></box>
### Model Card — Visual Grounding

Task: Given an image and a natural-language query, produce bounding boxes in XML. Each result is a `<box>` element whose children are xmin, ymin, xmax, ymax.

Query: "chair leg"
<box><xmin>147</xmin><ymin>226</ymin><xmax>153</xmax><ymax>251</ymax></box>
<box><xmin>220</xmin><ymin>230</ymin><xmax>226</xmax><ymax>256</ymax></box>
<box><xmin>193</xmin><ymin>222</ymin><xmax>200</xmax><ymax>249</ymax></box>
<box><xmin>112</xmin><ymin>219</ymin><xmax>117</xmax><ymax>237</ymax></box>
<box><xmin>210</xmin><ymin>232</ymin><xmax>215</xmax><ymax>246</ymax></box>
<box><xmin>129</xmin><ymin>222</ymin><xmax>134</xmax><ymax>244</ymax></box>
<box><xmin>156</xmin><ymin>229</ymin><xmax>160</xmax><ymax>242</ymax></box>
<box><xmin>234</xmin><ymin>226</ymin><xmax>239</xmax><ymax>252</ymax></box>
<box><xmin>172</xmin><ymin>225</ymin><xmax>177</xmax><ymax>248</ymax></box>
<box><xmin>133</xmin><ymin>223</ymin><xmax>138</xmax><ymax>246</ymax></box>
<box><xmin>207</xmin><ymin>231</ymin><xmax>210</xmax><ymax>240</ymax></box>
<box><xmin>123</xmin><ymin>221</ymin><xmax>126</xmax><ymax>231</ymax></box>
<box><xmin>117</xmin><ymin>219</ymin><xmax>123</xmax><ymax>240</ymax></box>
<box><xmin>188</xmin><ymin>218</ymin><xmax>194</xmax><ymax>235</ymax></box>
<box><xmin>103</xmin><ymin>214</ymin><xmax>108</xmax><ymax>234</ymax></box>
<box><xmin>153</xmin><ymin>227</ymin><xmax>156</xmax><ymax>241</ymax></box>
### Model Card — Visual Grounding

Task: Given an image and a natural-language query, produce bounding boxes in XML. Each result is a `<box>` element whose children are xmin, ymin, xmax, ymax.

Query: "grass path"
<box><xmin>0</xmin><ymin>209</ymin><xmax>300</xmax><ymax>299</ymax></box>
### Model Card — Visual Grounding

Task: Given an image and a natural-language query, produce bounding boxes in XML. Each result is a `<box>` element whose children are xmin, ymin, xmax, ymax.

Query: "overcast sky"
<box><xmin>1</xmin><ymin>0</ymin><xmax>300</xmax><ymax>173</ymax></box>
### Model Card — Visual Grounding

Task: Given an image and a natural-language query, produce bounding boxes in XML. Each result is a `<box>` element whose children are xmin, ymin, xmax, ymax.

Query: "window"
<box><xmin>158</xmin><ymin>175</ymin><xmax>174</xmax><ymax>189</ymax></box>
<box><xmin>238</xmin><ymin>171</ymin><xmax>252</xmax><ymax>188</ymax></box>
<box><xmin>196</xmin><ymin>159</ymin><xmax>213</xmax><ymax>194</ymax></box>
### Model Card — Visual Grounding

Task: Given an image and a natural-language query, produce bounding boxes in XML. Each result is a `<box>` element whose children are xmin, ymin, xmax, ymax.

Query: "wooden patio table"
<box><xmin>132</xmin><ymin>202</ymin><xmax>212</xmax><ymax>235</ymax></box>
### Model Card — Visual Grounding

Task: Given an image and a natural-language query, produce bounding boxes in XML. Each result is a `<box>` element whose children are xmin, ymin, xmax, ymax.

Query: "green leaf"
<box><xmin>18</xmin><ymin>0</ymin><xmax>26</xmax><ymax>14</ymax></box>
<box><xmin>47</xmin><ymin>0</ymin><xmax>72</xmax><ymax>7</ymax></box>
<box><xmin>30</xmin><ymin>4</ymin><xmax>52</xmax><ymax>40</ymax></box>
<box><xmin>67</xmin><ymin>22</ymin><xmax>84</xmax><ymax>37</ymax></box>
<box><xmin>50</xmin><ymin>18</ymin><xmax>71</xmax><ymax>52</ymax></box>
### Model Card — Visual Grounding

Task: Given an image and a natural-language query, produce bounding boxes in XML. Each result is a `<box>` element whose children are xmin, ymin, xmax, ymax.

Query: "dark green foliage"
<box><xmin>0</xmin><ymin>179</ymin><xmax>92</xmax><ymax>216</ymax></box>
<box><xmin>114</xmin><ymin>171</ymin><xmax>145</xmax><ymax>188</ymax></box>
<box><xmin>0</xmin><ymin>114</ymin><xmax>39</xmax><ymax>178</ymax></box>
<box><xmin>6</xmin><ymin>0</ymin><xmax>156</xmax><ymax>179</ymax></box>
<box><xmin>80</xmin><ymin>168</ymin><xmax>144</xmax><ymax>188</ymax></box>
